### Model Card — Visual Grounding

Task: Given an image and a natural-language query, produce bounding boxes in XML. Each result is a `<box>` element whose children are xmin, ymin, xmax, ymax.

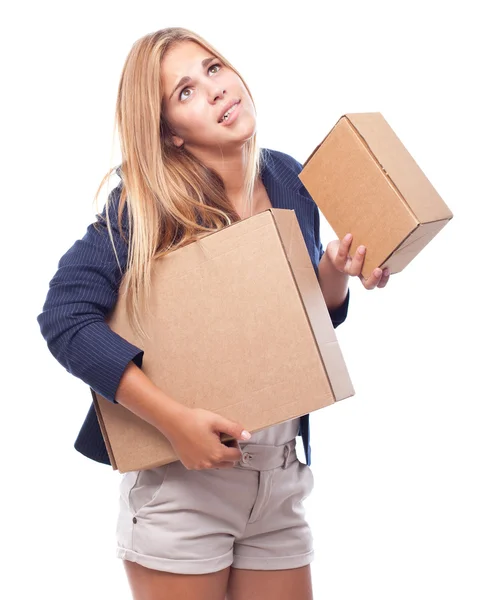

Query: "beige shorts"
<box><xmin>116</xmin><ymin>439</ymin><xmax>315</xmax><ymax>574</ymax></box>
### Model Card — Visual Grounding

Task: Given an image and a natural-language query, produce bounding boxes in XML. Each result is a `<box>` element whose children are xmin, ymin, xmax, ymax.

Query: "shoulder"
<box><xmin>95</xmin><ymin>176</ymin><xmax>129</xmax><ymax>234</ymax></box>
<box><xmin>260</xmin><ymin>147</ymin><xmax>313</xmax><ymax>201</ymax></box>
<box><xmin>261</xmin><ymin>147</ymin><xmax>303</xmax><ymax>174</ymax></box>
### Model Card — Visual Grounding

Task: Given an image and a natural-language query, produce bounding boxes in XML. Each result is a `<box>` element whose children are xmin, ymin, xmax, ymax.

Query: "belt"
<box><xmin>235</xmin><ymin>439</ymin><xmax>297</xmax><ymax>471</ymax></box>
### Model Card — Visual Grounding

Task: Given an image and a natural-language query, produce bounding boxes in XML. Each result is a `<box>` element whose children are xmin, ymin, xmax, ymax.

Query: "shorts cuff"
<box><xmin>116</xmin><ymin>546</ymin><xmax>233</xmax><ymax>575</ymax></box>
<box><xmin>232</xmin><ymin>549</ymin><xmax>315</xmax><ymax>571</ymax></box>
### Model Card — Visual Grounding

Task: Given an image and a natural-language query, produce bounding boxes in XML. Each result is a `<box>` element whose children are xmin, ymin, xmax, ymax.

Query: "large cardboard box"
<box><xmin>299</xmin><ymin>112</ymin><xmax>453</xmax><ymax>279</ymax></box>
<box><xmin>92</xmin><ymin>209</ymin><xmax>354</xmax><ymax>473</ymax></box>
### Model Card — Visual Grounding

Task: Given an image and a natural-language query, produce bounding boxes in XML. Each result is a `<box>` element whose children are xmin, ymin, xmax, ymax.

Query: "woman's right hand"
<box><xmin>163</xmin><ymin>406</ymin><xmax>251</xmax><ymax>470</ymax></box>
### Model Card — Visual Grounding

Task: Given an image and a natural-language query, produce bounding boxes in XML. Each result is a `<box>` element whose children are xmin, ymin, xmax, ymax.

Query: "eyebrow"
<box><xmin>168</xmin><ymin>57</ymin><xmax>217</xmax><ymax>100</ymax></box>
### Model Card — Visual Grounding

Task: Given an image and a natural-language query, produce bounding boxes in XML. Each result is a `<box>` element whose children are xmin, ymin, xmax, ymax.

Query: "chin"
<box><xmin>225</xmin><ymin>115</ymin><xmax>257</xmax><ymax>142</ymax></box>
<box><xmin>221</xmin><ymin>129</ymin><xmax>257</xmax><ymax>149</ymax></box>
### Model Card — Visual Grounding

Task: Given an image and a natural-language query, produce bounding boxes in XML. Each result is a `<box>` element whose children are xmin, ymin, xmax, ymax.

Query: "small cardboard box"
<box><xmin>92</xmin><ymin>208</ymin><xmax>354</xmax><ymax>473</ymax></box>
<box><xmin>299</xmin><ymin>112</ymin><xmax>453</xmax><ymax>279</ymax></box>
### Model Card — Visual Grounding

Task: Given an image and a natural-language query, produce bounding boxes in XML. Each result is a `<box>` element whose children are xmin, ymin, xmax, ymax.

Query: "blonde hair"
<box><xmin>93</xmin><ymin>27</ymin><xmax>262</xmax><ymax>340</ymax></box>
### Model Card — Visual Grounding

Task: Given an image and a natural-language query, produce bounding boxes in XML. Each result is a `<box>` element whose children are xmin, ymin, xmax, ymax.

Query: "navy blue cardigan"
<box><xmin>37</xmin><ymin>148</ymin><xmax>349</xmax><ymax>467</ymax></box>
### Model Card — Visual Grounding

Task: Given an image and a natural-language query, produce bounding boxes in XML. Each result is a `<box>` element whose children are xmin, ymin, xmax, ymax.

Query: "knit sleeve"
<box><xmin>37</xmin><ymin>184</ymin><xmax>144</xmax><ymax>403</ymax></box>
<box><xmin>314</xmin><ymin>200</ymin><xmax>350</xmax><ymax>330</ymax></box>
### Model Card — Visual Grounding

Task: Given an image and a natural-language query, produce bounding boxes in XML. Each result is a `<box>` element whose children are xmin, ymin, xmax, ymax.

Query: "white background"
<box><xmin>2</xmin><ymin>1</ymin><xmax>478</xmax><ymax>598</ymax></box>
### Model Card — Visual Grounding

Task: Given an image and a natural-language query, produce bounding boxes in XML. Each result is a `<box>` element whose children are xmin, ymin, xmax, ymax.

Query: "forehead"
<box><xmin>161</xmin><ymin>41</ymin><xmax>213</xmax><ymax>94</ymax></box>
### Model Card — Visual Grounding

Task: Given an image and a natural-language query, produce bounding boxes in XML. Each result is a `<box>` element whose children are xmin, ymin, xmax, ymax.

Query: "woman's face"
<box><xmin>161</xmin><ymin>41</ymin><xmax>256</xmax><ymax>152</ymax></box>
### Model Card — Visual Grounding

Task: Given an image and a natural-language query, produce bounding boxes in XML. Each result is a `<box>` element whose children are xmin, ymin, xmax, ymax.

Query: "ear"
<box><xmin>171</xmin><ymin>134</ymin><xmax>184</xmax><ymax>148</ymax></box>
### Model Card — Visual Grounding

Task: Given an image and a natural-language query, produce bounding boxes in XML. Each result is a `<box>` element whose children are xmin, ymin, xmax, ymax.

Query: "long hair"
<box><xmin>93</xmin><ymin>27</ymin><xmax>262</xmax><ymax>340</ymax></box>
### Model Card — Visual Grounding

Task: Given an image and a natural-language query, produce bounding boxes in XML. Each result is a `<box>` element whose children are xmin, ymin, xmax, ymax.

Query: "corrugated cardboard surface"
<box><xmin>299</xmin><ymin>112</ymin><xmax>453</xmax><ymax>278</ymax></box>
<box><xmin>93</xmin><ymin>209</ymin><xmax>354</xmax><ymax>473</ymax></box>
<box><xmin>383</xmin><ymin>218</ymin><xmax>450</xmax><ymax>272</ymax></box>
<box><xmin>345</xmin><ymin>113</ymin><xmax>452</xmax><ymax>223</ymax></box>
<box><xmin>271</xmin><ymin>210</ymin><xmax>352</xmax><ymax>401</ymax></box>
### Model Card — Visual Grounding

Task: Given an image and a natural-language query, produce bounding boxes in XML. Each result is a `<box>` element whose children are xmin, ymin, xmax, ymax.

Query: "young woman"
<box><xmin>37</xmin><ymin>27</ymin><xmax>390</xmax><ymax>600</ymax></box>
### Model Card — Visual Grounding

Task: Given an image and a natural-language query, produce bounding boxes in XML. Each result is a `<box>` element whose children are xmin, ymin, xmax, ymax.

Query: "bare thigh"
<box><xmin>123</xmin><ymin>560</ymin><xmax>231</xmax><ymax>600</ymax></box>
<box><xmin>226</xmin><ymin>565</ymin><xmax>313</xmax><ymax>600</ymax></box>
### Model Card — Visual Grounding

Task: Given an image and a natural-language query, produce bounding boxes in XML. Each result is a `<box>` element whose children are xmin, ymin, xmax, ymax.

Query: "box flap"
<box><xmin>382</xmin><ymin>217</ymin><xmax>451</xmax><ymax>273</ymax></box>
<box><xmin>270</xmin><ymin>209</ymin><xmax>354</xmax><ymax>402</ymax></box>
<box><xmin>344</xmin><ymin>113</ymin><xmax>453</xmax><ymax>223</ymax></box>
<box><xmin>91</xmin><ymin>389</ymin><xmax>118</xmax><ymax>470</ymax></box>
<box><xmin>302</xmin><ymin>115</ymin><xmax>343</xmax><ymax>169</ymax></box>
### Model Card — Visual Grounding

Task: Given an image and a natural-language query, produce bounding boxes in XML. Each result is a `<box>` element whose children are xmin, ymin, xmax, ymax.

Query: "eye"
<box><xmin>179</xmin><ymin>87</ymin><xmax>192</xmax><ymax>101</ymax></box>
<box><xmin>179</xmin><ymin>62</ymin><xmax>222</xmax><ymax>101</ymax></box>
<box><xmin>209</xmin><ymin>63</ymin><xmax>221</xmax><ymax>74</ymax></box>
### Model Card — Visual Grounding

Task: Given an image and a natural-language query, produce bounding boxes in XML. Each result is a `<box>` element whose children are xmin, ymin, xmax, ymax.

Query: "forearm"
<box><xmin>116</xmin><ymin>361</ymin><xmax>185</xmax><ymax>438</ymax></box>
<box><xmin>318</xmin><ymin>251</ymin><xmax>349</xmax><ymax>311</ymax></box>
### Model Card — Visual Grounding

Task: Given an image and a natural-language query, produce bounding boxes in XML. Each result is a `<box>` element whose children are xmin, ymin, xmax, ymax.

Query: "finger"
<box><xmin>220</xmin><ymin>446</ymin><xmax>243</xmax><ymax>463</ymax></box>
<box><xmin>377</xmin><ymin>268</ymin><xmax>390</xmax><ymax>289</ymax></box>
<box><xmin>221</xmin><ymin>437</ymin><xmax>240</xmax><ymax>449</ymax></box>
<box><xmin>347</xmin><ymin>245</ymin><xmax>366</xmax><ymax>277</ymax></box>
<box><xmin>215</xmin><ymin>417</ymin><xmax>251</xmax><ymax>442</ymax></box>
<box><xmin>335</xmin><ymin>233</ymin><xmax>353</xmax><ymax>269</ymax></box>
<box><xmin>362</xmin><ymin>267</ymin><xmax>383</xmax><ymax>290</ymax></box>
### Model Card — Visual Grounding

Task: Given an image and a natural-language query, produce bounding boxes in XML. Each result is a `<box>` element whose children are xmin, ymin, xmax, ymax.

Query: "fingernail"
<box><xmin>358</xmin><ymin>246</ymin><xmax>366</xmax><ymax>255</ymax></box>
<box><xmin>241</xmin><ymin>430</ymin><xmax>251</xmax><ymax>440</ymax></box>
<box><xmin>374</xmin><ymin>268</ymin><xmax>382</xmax><ymax>277</ymax></box>
<box><xmin>345</xmin><ymin>233</ymin><xmax>352</xmax><ymax>242</ymax></box>
<box><xmin>384</xmin><ymin>269</ymin><xmax>390</xmax><ymax>276</ymax></box>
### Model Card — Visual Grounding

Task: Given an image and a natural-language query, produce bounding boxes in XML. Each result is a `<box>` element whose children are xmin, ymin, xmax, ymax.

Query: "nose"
<box><xmin>209</xmin><ymin>86</ymin><xmax>226</xmax><ymax>104</ymax></box>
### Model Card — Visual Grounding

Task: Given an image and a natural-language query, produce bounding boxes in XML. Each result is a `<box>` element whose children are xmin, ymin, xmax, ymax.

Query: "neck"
<box><xmin>187</xmin><ymin>145</ymin><xmax>257</xmax><ymax>215</ymax></box>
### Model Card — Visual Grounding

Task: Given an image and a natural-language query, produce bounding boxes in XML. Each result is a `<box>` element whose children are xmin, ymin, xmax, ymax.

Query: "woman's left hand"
<box><xmin>326</xmin><ymin>233</ymin><xmax>391</xmax><ymax>290</ymax></box>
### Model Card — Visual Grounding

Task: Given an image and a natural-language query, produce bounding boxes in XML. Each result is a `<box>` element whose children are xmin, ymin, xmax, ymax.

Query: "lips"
<box><xmin>217</xmin><ymin>99</ymin><xmax>241</xmax><ymax>123</ymax></box>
